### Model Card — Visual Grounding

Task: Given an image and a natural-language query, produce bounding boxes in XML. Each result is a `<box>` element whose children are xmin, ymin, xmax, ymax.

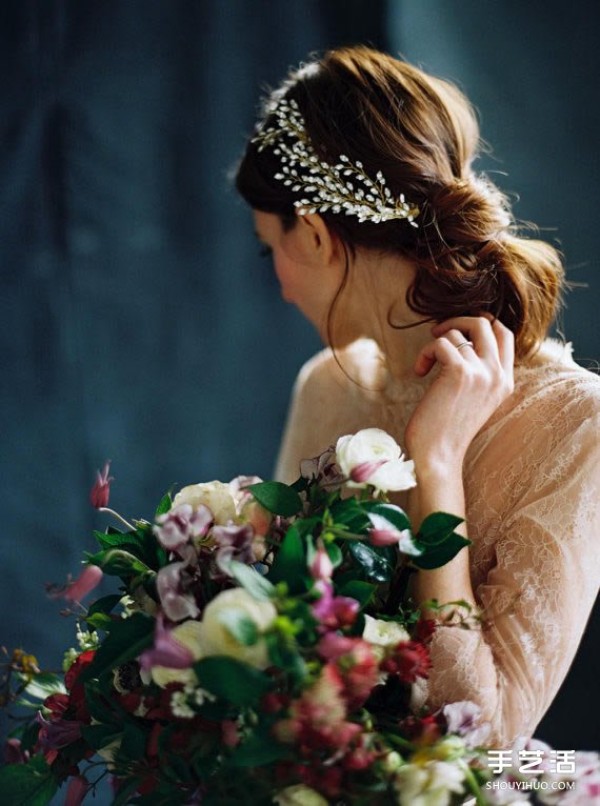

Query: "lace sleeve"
<box><xmin>417</xmin><ymin>411</ymin><xmax>600</xmax><ymax>749</ymax></box>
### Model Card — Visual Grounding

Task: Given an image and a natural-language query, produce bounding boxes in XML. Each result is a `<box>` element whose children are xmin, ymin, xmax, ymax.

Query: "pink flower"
<box><xmin>222</xmin><ymin>720</ymin><xmax>241</xmax><ymax>748</ymax></box>
<box><xmin>138</xmin><ymin>615</ymin><xmax>195</xmax><ymax>672</ymax></box>
<box><xmin>310</xmin><ymin>542</ymin><xmax>333</xmax><ymax>581</ymax></box>
<box><xmin>90</xmin><ymin>461</ymin><xmax>113</xmax><ymax>509</ymax></box>
<box><xmin>367</xmin><ymin>513</ymin><xmax>421</xmax><ymax>555</ymax></box>
<box><xmin>47</xmin><ymin>565</ymin><xmax>103</xmax><ymax>603</ymax></box>
<box><xmin>65</xmin><ymin>776</ymin><xmax>89</xmax><ymax>806</ymax></box>
<box><xmin>350</xmin><ymin>460</ymin><xmax>387</xmax><ymax>484</ymax></box>
<box><xmin>317</xmin><ymin>633</ymin><xmax>357</xmax><ymax>660</ymax></box>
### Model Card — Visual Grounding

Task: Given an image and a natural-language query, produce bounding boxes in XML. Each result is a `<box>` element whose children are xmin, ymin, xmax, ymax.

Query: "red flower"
<box><xmin>400</xmin><ymin>713</ymin><xmax>444</xmax><ymax>744</ymax></box>
<box><xmin>90</xmin><ymin>461</ymin><xmax>113</xmax><ymax>509</ymax></box>
<box><xmin>381</xmin><ymin>640</ymin><xmax>431</xmax><ymax>683</ymax></box>
<box><xmin>413</xmin><ymin>618</ymin><xmax>437</xmax><ymax>644</ymax></box>
<box><xmin>64</xmin><ymin>649</ymin><xmax>96</xmax><ymax>722</ymax></box>
<box><xmin>335</xmin><ymin>639</ymin><xmax>380</xmax><ymax>709</ymax></box>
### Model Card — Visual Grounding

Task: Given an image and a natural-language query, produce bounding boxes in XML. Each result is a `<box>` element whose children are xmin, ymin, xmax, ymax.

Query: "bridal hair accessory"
<box><xmin>252</xmin><ymin>97</ymin><xmax>420</xmax><ymax>226</ymax></box>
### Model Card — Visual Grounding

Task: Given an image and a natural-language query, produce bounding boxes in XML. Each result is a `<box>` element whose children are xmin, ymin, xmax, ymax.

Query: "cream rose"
<box><xmin>199</xmin><ymin>588</ymin><xmax>277</xmax><ymax>669</ymax></box>
<box><xmin>335</xmin><ymin>428</ymin><xmax>416</xmax><ymax>493</ymax></box>
<box><xmin>150</xmin><ymin>620</ymin><xmax>204</xmax><ymax>688</ymax></box>
<box><xmin>173</xmin><ymin>481</ymin><xmax>237</xmax><ymax>525</ymax></box>
<box><xmin>273</xmin><ymin>785</ymin><xmax>329</xmax><ymax>806</ymax></box>
<box><xmin>363</xmin><ymin>614</ymin><xmax>410</xmax><ymax>647</ymax></box>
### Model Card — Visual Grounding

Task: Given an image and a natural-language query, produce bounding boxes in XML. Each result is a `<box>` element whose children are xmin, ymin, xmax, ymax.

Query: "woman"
<box><xmin>235</xmin><ymin>46</ymin><xmax>600</xmax><ymax>749</ymax></box>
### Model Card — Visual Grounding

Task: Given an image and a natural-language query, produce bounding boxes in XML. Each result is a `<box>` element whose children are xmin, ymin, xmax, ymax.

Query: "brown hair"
<box><xmin>236</xmin><ymin>46</ymin><xmax>564</xmax><ymax>360</ymax></box>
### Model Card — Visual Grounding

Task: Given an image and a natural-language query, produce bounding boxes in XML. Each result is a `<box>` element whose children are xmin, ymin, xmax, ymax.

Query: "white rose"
<box><xmin>335</xmin><ymin>428</ymin><xmax>416</xmax><ymax>493</ymax></box>
<box><xmin>273</xmin><ymin>785</ymin><xmax>329</xmax><ymax>806</ymax></box>
<box><xmin>363</xmin><ymin>614</ymin><xmax>410</xmax><ymax>647</ymax></box>
<box><xmin>394</xmin><ymin>760</ymin><xmax>465</xmax><ymax>806</ymax></box>
<box><xmin>199</xmin><ymin>588</ymin><xmax>277</xmax><ymax>669</ymax></box>
<box><xmin>151</xmin><ymin>620</ymin><xmax>204</xmax><ymax>688</ymax></box>
<box><xmin>173</xmin><ymin>481</ymin><xmax>237</xmax><ymax>525</ymax></box>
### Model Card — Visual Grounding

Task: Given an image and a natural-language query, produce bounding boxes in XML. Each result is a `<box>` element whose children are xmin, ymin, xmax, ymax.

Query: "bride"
<box><xmin>234</xmin><ymin>46</ymin><xmax>600</xmax><ymax>749</ymax></box>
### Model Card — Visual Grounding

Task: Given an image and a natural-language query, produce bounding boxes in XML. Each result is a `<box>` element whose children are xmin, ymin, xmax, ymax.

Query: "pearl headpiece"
<box><xmin>252</xmin><ymin>98</ymin><xmax>419</xmax><ymax>226</ymax></box>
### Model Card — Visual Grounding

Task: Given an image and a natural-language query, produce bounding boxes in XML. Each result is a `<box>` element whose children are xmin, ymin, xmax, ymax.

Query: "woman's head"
<box><xmin>236</xmin><ymin>46</ymin><xmax>564</xmax><ymax>360</ymax></box>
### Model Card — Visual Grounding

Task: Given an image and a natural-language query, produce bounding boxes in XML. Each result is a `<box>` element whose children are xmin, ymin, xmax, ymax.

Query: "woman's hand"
<box><xmin>404</xmin><ymin>315</ymin><xmax>515</xmax><ymax>475</ymax></box>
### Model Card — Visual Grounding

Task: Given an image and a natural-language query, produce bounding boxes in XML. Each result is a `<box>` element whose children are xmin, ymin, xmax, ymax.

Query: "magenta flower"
<box><xmin>90</xmin><ymin>461</ymin><xmax>113</xmax><ymax>509</ymax></box>
<box><xmin>138</xmin><ymin>615</ymin><xmax>195</xmax><ymax>672</ymax></box>
<box><xmin>154</xmin><ymin>503</ymin><xmax>213</xmax><ymax>551</ymax></box>
<box><xmin>156</xmin><ymin>562</ymin><xmax>200</xmax><ymax>622</ymax></box>
<box><xmin>311</xmin><ymin>581</ymin><xmax>359</xmax><ymax>630</ymax></box>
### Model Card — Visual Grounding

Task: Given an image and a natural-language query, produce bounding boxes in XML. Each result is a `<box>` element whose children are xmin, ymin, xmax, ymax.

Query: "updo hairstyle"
<box><xmin>236</xmin><ymin>46</ymin><xmax>564</xmax><ymax>360</ymax></box>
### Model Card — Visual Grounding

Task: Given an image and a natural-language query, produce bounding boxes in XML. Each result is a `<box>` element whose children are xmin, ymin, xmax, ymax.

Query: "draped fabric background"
<box><xmin>1</xmin><ymin>0</ymin><xmax>598</xmax><ymax>763</ymax></box>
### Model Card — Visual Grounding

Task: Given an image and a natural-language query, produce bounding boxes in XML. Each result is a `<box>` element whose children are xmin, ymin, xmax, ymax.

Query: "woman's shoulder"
<box><xmin>293</xmin><ymin>338</ymin><xmax>387</xmax><ymax>401</ymax></box>
<box><xmin>486</xmin><ymin>339</ymin><xmax>600</xmax><ymax>455</ymax></box>
<box><xmin>514</xmin><ymin>339</ymin><xmax>600</xmax><ymax>416</ymax></box>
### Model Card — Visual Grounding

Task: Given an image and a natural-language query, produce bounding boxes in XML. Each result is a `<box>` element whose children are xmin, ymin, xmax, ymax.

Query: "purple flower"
<box><xmin>442</xmin><ymin>700</ymin><xmax>491</xmax><ymax>748</ymax></box>
<box><xmin>156</xmin><ymin>562</ymin><xmax>200</xmax><ymax>621</ymax></box>
<box><xmin>300</xmin><ymin>446</ymin><xmax>343</xmax><ymax>488</ymax></box>
<box><xmin>36</xmin><ymin>712</ymin><xmax>82</xmax><ymax>750</ymax></box>
<box><xmin>90</xmin><ymin>461</ymin><xmax>113</xmax><ymax>509</ymax></box>
<box><xmin>138</xmin><ymin>615</ymin><xmax>195</xmax><ymax>672</ymax></box>
<box><xmin>154</xmin><ymin>503</ymin><xmax>213</xmax><ymax>551</ymax></box>
<box><xmin>212</xmin><ymin>523</ymin><xmax>256</xmax><ymax>573</ymax></box>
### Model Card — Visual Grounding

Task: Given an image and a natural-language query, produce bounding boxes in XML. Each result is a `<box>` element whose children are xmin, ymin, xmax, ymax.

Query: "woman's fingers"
<box><xmin>431</xmin><ymin>316</ymin><xmax>498</xmax><ymax>360</ymax></box>
<box><xmin>414</xmin><ymin>336</ymin><xmax>466</xmax><ymax>376</ymax></box>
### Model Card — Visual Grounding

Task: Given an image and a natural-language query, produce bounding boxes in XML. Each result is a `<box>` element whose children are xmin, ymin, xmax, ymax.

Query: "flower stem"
<box><xmin>459</xmin><ymin>759</ymin><xmax>487</xmax><ymax>806</ymax></box>
<box><xmin>98</xmin><ymin>507</ymin><xmax>135</xmax><ymax>531</ymax></box>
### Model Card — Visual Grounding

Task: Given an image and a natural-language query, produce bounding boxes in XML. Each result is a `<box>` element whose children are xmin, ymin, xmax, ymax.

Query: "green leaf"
<box><xmin>329</xmin><ymin>498</ymin><xmax>370</xmax><ymax>533</ymax></box>
<box><xmin>86</xmin><ymin>612</ymin><xmax>114</xmax><ymax>630</ymax></box>
<box><xmin>22</xmin><ymin>672</ymin><xmax>65</xmax><ymax>701</ymax></box>
<box><xmin>227</xmin><ymin>732</ymin><xmax>289</xmax><ymax>767</ymax></box>
<box><xmin>112</xmin><ymin>777</ymin><xmax>145</xmax><ymax>806</ymax></box>
<box><xmin>194</xmin><ymin>657</ymin><xmax>272</xmax><ymax>706</ymax></box>
<box><xmin>228</xmin><ymin>561</ymin><xmax>275</xmax><ymax>601</ymax></box>
<box><xmin>247</xmin><ymin>481</ymin><xmax>302</xmax><ymax>517</ymax></box>
<box><xmin>411</xmin><ymin>533</ymin><xmax>471</xmax><ymax>570</ymax></box>
<box><xmin>155</xmin><ymin>492</ymin><xmax>173</xmax><ymax>516</ymax></box>
<box><xmin>86</xmin><ymin>548</ymin><xmax>150</xmax><ymax>578</ymax></box>
<box><xmin>217</xmin><ymin>609</ymin><xmax>259</xmax><ymax>646</ymax></box>
<box><xmin>338</xmin><ymin>580</ymin><xmax>376</xmax><ymax>608</ymax></box>
<box><xmin>0</xmin><ymin>757</ymin><xmax>59</xmax><ymax>806</ymax></box>
<box><xmin>79</xmin><ymin>613</ymin><xmax>155</xmax><ymax>682</ymax></box>
<box><xmin>417</xmin><ymin>512</ymin><xmax>465</xmax><ymax>546</ymax></box>
<box><xmin>81</xmin><ymin>723</ymin><xmax>121</xmax><ymax>751</ymax></box>
<box><xmin>347</xmin><ymin>541</ymin><xmax>394</xmax><ymax>583</ymax></box>
<box><xmin>87</xmin><ymin>593</ymin><xmax>122</xmax><ymax>618</ymax></box>
<box><xmin>362</xmin><ymin>501</ymin><xmax>411</xmax><ymax>532</ymax></box>
<box><xmin>268</xmin><ymin>525</ymin><xmax>306</xmax><ymax>590</ymax></box>
<box><xmin>117</xmin><ymin>720</ymin><xmax>149</xmax><ymax>764</ymax></box>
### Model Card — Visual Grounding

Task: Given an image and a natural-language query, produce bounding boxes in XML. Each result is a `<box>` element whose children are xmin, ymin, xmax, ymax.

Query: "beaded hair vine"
<box><xmin>252</xmin><ymin>98</ymin><xmax>420</xmax><ymax>227</ymax></box>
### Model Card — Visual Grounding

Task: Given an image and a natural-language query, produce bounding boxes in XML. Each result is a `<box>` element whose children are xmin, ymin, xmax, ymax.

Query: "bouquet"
<box><xmin>1</xmin><ymin>429</ymin><xmax>598</xmax><ymax>805</ymax></box>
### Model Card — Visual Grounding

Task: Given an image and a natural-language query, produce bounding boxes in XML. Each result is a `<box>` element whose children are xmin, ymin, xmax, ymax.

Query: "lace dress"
<box><xmin>275</xmin><ymin>338</ymin><xmax>600</xmax><ymax>748</ymax></box>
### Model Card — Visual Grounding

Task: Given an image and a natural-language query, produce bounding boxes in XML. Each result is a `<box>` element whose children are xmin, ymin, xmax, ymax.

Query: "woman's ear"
<box><xmin>295</xmin><ymin>213</ymin><xmax>342</xmax><ymax>268</ymax></box>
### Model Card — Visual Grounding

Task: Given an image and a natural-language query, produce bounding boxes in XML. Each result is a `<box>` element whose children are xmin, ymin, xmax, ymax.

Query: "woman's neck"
<box><xmin>330</xmin><ymin>249</ymin><xmax>433</xmax><ymax>382</ymax></box>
